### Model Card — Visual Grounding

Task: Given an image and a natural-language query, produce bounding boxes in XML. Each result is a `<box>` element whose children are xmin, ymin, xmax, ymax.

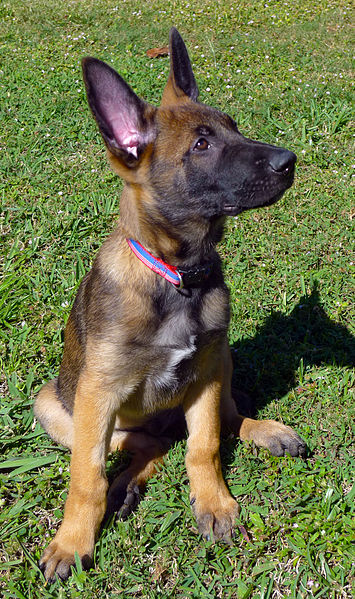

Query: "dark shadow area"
<box><xmin>105</xmin><ymin>284</ymin><xmax>354</xmax><ymax>519</ymax></box>
<box><xmin>231</xmin><ymin>283</ymin><xmax>355</xmax><ymax>416</ymax></box>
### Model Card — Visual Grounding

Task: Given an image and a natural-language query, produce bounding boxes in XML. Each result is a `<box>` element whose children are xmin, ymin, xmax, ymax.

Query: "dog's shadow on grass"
<box><xmin>105</xmin><ymin>284</ymin><xmax>354</xmax><ymax>520</ymax></box>
<box><xmin>231</xmin><ymin>283</ymin><xmax>355</xmax><ymax>418</ymax></box>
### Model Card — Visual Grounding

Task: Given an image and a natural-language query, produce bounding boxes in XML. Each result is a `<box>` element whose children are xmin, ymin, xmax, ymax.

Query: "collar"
<box><xmin>126</xmin><ymin>238</ymin><xmax>212</xmax><ymax>290</ymax></box>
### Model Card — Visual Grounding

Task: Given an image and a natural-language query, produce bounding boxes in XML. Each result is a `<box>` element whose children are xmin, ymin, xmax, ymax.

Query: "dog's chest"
<box><xmin>154</xmin><ymin>334</ymin><xmax>197</xmax><ymax>390</ymax></box>
<box><xmin>140</xmin><ymin>306</ymin><xmax>200</xmax><ymax>408</ymax></box>
<box><xmin>126</xmin><ymin>283</ymin><xmax>229</xmax><ymax>412</ymax></box>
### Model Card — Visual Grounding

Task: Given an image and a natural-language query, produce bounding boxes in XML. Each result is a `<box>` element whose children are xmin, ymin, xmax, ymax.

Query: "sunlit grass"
<box><xmin>1</xmin><ymin>1</ymin><xmax>354</xmax><ymax>597</ymax></box>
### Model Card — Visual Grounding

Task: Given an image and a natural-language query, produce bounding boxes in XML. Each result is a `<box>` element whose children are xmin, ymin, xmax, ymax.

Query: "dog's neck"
<box><xmin>119</xmin><ymin>185</ymin><xmax>225</xmax><ymax>267</ymax></box>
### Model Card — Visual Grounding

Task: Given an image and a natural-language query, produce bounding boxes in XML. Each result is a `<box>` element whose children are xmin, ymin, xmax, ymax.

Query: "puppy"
<box><xmin>34</xmin><ymin>28</ymin><xmax>305</xmax><ymax>581</ymax></box>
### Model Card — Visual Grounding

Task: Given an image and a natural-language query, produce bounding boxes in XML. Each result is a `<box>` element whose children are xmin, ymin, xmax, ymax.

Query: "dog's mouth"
<box><xmin>222</xmin><ymin>204</ymin><xmax>242</xmax><ymax>216</ymax></box>
<box><xmin>222</xmin><ymin>187</ymin><xmax>290</xmax><ymax>217</ymax></box>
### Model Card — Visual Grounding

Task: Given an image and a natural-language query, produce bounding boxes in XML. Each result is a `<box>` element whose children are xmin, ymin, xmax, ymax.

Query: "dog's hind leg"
<box><xmin>34</xmin><ymin>378</ymin><xmax>74</xmax><ymax>449</ymax></box>
<box><xmin>34</xmin><ymin>383</ymin><xmax>172</xmax><ymax>519</ymax></box>
<box><xmin>105</xmin><ymin>430</ymin><xmax>171</xmax><ymax>520</ymax></box>
<box><xmin>220</xmin><ymin>343</ymin><xmax>306</xmax><ymax>457</ymax></box>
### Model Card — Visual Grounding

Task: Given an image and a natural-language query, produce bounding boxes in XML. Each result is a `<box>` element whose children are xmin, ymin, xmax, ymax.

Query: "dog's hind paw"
<box><xmin>266</xmin><ymin>427</ymin><xmax>306</xmax><ymax>457</ymax></box>
<box><xmin>240</xmin><ymin>419</ymin><xmax>307</xmax><ymax>457</ymax></box>
<box><xmin>105</xmin><ymin>477</ymin><xmax>141</xmax><ymax>521</ymax></box>
<box><xmin>118</xmin><ymin>482</ymin><xmax>140</xmax><ymax>520</ymax></box>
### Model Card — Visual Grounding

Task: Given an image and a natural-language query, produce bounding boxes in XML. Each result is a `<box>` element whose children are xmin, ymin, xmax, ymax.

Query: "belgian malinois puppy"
<box><xmin>34</xmin><ymin>28</ymin><xmax>306</xmax><ymax>581</ymax></box>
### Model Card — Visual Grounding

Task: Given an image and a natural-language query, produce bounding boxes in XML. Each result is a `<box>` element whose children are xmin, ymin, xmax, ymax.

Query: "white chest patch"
<box><xmin>155</xmin><ymin>335</ymin><xmax>197</xmax><ymax>389</ymax></box>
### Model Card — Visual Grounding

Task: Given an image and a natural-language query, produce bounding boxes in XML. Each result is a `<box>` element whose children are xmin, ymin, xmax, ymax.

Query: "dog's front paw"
<box><xmin>39</xmin><ymin>531</ymin><xmax>93</xmax><ymax>582</ymax></box>
<box><xmin>191</xmin><ymin>494</ymin><xmax>240</xmax><ymax>542</ymax></box>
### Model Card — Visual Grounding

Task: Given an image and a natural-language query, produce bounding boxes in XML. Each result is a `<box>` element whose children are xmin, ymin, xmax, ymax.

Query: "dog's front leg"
<box><xmin>39</xmin><ymin>373</ymin><xmax>116</xmax><ymax>582</ymax></box>
<box><xmin>184</xmin><ymin>367</ymin><xmax>239</xmax><ymax>542</ymax></box>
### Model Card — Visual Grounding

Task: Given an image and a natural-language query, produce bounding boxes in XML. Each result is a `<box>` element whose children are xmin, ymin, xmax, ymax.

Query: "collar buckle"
<box><xmin>175</xmin><ymin>270</ymin><xmax>184</xmax><ymax>290</ymax></box>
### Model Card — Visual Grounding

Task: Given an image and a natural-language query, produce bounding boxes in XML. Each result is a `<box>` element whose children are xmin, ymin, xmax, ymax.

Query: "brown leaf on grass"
<box><xmin>146</xmin><ymin>46</ymin><xmax>169</xmax><ymax>58</ymax></box>
<box><xmin>238</xmin><ymin>524</ymin><xmax>251</xmax><ymax>542</ymax></box>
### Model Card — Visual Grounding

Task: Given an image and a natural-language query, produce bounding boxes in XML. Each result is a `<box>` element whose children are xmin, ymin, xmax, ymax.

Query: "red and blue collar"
<box><xmin>127</xmin><ymin>238</ymin><xmax>212</xmax><ymax>290</ymax></box>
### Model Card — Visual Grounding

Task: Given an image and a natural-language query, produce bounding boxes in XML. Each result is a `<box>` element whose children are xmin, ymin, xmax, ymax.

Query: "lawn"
<box><xmin>0</xmin><ymin>0</ymin><xmax>354</xmax><ymax>597</ymax></box>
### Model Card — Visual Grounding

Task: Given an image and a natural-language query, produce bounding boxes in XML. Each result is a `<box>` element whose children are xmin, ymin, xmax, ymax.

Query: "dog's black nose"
<box><xmin>269</xmin><ymin>149</ymin><xmax>297</xmax><ymax>173</ymax></box>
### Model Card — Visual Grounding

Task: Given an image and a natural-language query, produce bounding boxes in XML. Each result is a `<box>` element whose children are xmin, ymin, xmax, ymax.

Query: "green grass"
<box><xmin>1</xmin><ymin>0</ymin><xmax>354</xmax><ymax>597</ymax></box>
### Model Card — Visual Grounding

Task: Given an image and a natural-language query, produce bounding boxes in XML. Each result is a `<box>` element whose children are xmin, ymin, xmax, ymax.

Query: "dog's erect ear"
<box><xmin>161</xmin><ymin>27</ymin><xmax>199</xmax><ymax>106</ymax></box>
<box><xmin>82</xmin><ymin>57</ymin><xmax>154</xmax><ymax>162</ymax></box>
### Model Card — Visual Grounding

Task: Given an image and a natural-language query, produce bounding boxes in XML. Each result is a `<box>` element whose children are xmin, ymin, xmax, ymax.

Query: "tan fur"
<box><xmin>184</xmin><ymin>342</ymin><xmax>239</xmax><ymax>539</ymax></box>
<box><xmin>34</xmin><ymin>379</ymin><xmax>73</xmax><ymax>448</ymax></box>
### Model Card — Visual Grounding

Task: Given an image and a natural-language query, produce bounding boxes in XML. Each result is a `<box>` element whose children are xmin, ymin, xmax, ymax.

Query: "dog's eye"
<box><xmin>194</xmin><ymin>138</ymin><xmax>210</xmax><ymax>151</ymax></box>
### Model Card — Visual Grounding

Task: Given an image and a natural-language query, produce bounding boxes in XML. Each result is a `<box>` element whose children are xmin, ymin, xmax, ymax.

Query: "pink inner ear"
<box><xmin>100</xmin><ymin>92</ymin><xmax>141</xmax><ymax>157</ymax></box>
<box><xmin>85</xmin><ymin>59</ymin><xmax>152</xmax><ymax>158</ymax></box>
<box><xmin>112</xmin><ymin>118</ymin><xmax>139</xmax><ymax>157</ymax></box>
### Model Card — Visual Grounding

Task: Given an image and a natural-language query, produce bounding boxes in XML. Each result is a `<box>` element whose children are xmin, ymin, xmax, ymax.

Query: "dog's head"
<box><xmin>82</xmin><ymin>28</ymin><xmax>296</xmax><ymax>226</ymax></box>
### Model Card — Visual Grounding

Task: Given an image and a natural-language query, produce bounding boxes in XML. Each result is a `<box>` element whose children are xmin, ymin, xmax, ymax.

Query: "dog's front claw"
<box><xmin>192</xmin><ymin>496</ymin><xmax>240</xmax><ymax>543</ymax></box>
<box><xmin>39</xmin><ymin>537</ymin><xmax>93</xmax><ymax>582</ymax></box>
